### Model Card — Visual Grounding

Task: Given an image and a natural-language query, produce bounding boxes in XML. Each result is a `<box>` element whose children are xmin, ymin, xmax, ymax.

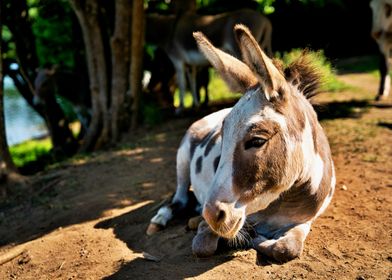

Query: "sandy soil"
<box><xmin>0</xmin><ymin>70</ymin><xmax>391</xmax><ymax>280</ymax></box>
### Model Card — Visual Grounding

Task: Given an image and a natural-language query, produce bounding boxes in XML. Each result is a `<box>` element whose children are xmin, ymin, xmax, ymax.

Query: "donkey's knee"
<box><xmin>271</xmin><ymin>237</ymin><xmax>304</xmax><ymax>262</ymax></box>
<box><xmin>192</xmin><ymin>220</ymin><xmax>219</xmax><ymax>257</ymax></box>
<box><xmin>253</xmin><ymin>235</ymin><xmax>304</xmax><ymax>263</ymax></box>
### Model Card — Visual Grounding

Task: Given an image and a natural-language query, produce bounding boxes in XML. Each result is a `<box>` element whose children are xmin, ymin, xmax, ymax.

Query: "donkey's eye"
<box><xmin>244</xmin><ymin>137</ymin><xmax>266</xmax><ymax>150</ymax></box>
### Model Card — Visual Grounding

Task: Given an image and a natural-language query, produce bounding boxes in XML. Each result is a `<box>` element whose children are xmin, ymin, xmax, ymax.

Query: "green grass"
<box><xmin>173</xmin><ymin>70</ymin><xmax>242</xmax><ymax>108</ymax></box>
<box><xmin>335</xmin><ymin>55</ymin><xmax>380</xmax><ymax>76</ymax></box>
<box><xmin>10</xmin><ymin>138</ymin><xmax>52</xmax><ymax>168</ymax></box>
<box><xmin>277</xmin><ymin>49</ymin><xmax>350</xmax><ymax>92</ymax></box>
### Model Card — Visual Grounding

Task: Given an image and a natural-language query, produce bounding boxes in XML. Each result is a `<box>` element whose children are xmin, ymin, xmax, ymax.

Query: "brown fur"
<box><xmin>274</xmin><ymin>52</ymin><xmax>323</xmax><ymax>103</ymax></box>
<box><xmin>232</xmin><ymin>120</ymin><xmax>288</xmax><ymax>201</ymax></box>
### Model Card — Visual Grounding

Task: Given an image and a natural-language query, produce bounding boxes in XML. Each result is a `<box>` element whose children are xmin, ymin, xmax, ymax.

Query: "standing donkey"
<box><xmin>370</xmin><ymin>0</ymin><xmax>392</xmax><ymax>100</ymax></box>
<box><xmin>147</xmin><ymin>25</ymin><xmax>335</xmax><ymax>263</ymax></box>
<box><xmin>146</xmin><ymin>9</ymin><xmax>272</xmax><ymax>113</ymax></box>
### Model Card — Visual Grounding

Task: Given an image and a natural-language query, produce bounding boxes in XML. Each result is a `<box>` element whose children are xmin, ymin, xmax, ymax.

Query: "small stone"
<box><xmin>341</xmin><ymin>185</ymin><xmax>348</xmax><ymax>191</ymax></box>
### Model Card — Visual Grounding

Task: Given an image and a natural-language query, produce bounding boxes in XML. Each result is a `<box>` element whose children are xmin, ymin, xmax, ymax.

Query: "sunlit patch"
<box><xmin>150</xmin><ymin>157</ymin><xmax>163</xmax><ymax>163</ymax></box>
<box><xmin>142</xmin><ymin>182</ymin><xmax>155</xmax><ymax>188</ymax></box>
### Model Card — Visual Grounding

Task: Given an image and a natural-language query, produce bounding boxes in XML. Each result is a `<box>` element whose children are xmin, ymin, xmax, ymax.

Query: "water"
<box><xmin>4</xmin><ymin>77</ymin><xmax>48</xmax><ymax>146</ymax></box>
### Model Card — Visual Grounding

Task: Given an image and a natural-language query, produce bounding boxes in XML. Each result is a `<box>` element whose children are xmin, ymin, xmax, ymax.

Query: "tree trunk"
<box><xmin>3</xmin><ymin>0</ymin><xmax>77</xmax><ymax>156</ymax></box>
<box><xmin>130</xmin><ymin>0</ymin><xmax>144</xmax><ymax>130</ymax></box>
<box><xmin>110</xmin><ymin>0</ymin><xmax>132</xmax><ymax>142</ymax></box>
<box><xmin>0</xmin><ymin>11</ymin><xmax>16</xmax><ymax>174</ymax></box>
<box><xmin>70</xmin><ymin>0</ymin><xmax>110</xmax><ymax>151</ymax></box>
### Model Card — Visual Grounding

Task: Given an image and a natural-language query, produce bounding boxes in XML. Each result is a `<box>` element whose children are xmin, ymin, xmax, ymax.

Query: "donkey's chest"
<box><xmin>190</xmin><ymin>131</ymin><xmax>223</xmax><ymax>205</ymax></box>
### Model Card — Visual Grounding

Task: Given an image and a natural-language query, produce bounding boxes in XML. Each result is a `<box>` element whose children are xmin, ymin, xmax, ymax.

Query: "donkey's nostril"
<box><xmin>203</xmin><ymin>202</ymin><xmax>227</xmax><ymax>226</ymax></box>
<box><xmin>372</xmin><ymin>30</ymin><xmax>382</xmax><ymax>39</ymax></box>
<box><xmin>216</xmin><ymin>209</ymin><xmax>226</xmax><ymax>223</ymax></box>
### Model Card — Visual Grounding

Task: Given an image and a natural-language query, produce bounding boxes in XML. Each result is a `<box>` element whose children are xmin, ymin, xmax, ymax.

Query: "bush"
<box><xmin>10</xmin><ymin>138</ymin><xmax>52</xmax><ymax>168</ymax></box>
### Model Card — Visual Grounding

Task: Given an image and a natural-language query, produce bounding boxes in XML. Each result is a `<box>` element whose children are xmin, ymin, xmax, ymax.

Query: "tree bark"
<box><xmin>130</xmin><ymin>0</ymin><xmax>144</xmax><ymax>130</ymax></box>
<box><xmin>0</xmin><ymin>11</ymin><xmax>16</xmax><ymax>174</ymax></box>
<box><xmin>110</xmin><ymin>0</ymin><xmax>132</xmax><ymax>142</ymax></box>
<box><xmin>3</xmin><ymin>0</ymin><xmax>77</xmax><ymax>156</ymax></box>
<box><xmin>70</xmin><ymin>0</ymin><xmax>110</xmax><ymax>151</ymax></box>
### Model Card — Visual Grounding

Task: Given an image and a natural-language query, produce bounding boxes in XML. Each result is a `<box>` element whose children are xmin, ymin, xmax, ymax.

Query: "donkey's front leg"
<box><xmin>192</xmin><ymin>220</ymin><xmax>220</xmax><ymax>257</ymax></box>
<box><xmin>147</xmin><ymin>140</ymin><xmax>191</xmax><ymax>235</ymax></box>
<box><xmin>253</xmin><ymin>222</ymin><xmax>311</xmax><ymax>263</ymax></box>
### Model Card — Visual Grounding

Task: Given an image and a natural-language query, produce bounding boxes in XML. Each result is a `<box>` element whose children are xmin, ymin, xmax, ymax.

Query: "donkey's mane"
<box><xmin>272</xmin><ymin>52</ymin><xmax>323</xmax><ymax>103</ymax></box>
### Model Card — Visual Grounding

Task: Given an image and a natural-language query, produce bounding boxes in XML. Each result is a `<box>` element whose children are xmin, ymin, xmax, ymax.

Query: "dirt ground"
<box><xmin>0</xmin><ymin>68</ymin><xmax>391</xmax><ymax>279</ymax></box>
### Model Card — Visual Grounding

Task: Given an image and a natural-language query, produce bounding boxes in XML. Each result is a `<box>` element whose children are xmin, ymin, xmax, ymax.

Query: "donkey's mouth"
<box><xmin>213</xmin><ymin>217</ymin><xmax>244</xmax><ymax>239</ymax></box>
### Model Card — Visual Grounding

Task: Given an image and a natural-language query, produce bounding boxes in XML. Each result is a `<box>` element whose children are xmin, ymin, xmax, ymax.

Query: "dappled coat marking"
<box><xmin>148</xmin><ymin>25</ymin><xmax>335</xmax><ymax>263</ymax></box>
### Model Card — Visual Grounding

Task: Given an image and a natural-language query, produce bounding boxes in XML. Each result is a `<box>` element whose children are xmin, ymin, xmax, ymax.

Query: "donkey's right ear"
<box><xmin>234</xmin><ymin>24</ymin><xmax>285</xmax><ymax>96</ymax></box>
<box><xmin>193</xmin><ymin>31</ymin><xmax>258</xmax><ymax>93</ymax></box>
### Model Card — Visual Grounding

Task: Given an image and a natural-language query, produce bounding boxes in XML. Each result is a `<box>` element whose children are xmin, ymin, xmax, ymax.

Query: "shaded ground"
<box><xmin>0</xmin><ymin>66</ymin><xmax>392</xmax><ymax>279</ymax></box>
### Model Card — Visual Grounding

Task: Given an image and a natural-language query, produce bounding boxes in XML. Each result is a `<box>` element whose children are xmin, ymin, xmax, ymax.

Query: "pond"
<box><xmin>4</xmin><ymin>77</ymin><xmax>48</xmax><ymax>146</ymax></box>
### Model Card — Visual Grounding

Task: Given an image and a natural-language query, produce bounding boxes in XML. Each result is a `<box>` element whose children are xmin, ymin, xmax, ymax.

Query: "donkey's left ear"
<box><xmin>234</xmin><ymin>24</ymin><xmax>285</xmax><ymax>97</ymax></box>
<box><xmin>193</xmin><ymin>31</ymin><xmax>258</xmax><ymax>93</ymax></box>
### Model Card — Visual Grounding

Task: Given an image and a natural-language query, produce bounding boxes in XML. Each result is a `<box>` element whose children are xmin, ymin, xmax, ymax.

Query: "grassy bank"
<box><xmin>10</xmin><ymin>138</ymin><xmax>52</xmax><ymax>168</ymax></box>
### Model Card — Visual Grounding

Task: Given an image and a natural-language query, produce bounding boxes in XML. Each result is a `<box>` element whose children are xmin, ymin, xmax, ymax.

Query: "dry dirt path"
<box><xmin>0</xmin><ymin>72</ymin><xmax>391</xmax><ymax>279</ymax></box>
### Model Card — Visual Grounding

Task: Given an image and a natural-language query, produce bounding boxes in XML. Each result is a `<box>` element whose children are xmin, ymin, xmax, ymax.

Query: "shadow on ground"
<box><xmin>95</xmin><ymin>201</ymin><xmax>239</xmax><ymax>279</ymax></box>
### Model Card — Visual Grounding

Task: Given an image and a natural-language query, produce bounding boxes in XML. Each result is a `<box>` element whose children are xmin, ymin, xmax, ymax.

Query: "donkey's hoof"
<box><xmin>192</xmin><ymin>225</ymin><xmax>219</xmax><ymax>257</ymax></box>
<box><xmin>375</xmin><ymin>94</ymin><xmax>389</xmax><ymax>101</ymax></box>
<box><xmin>192</xmin><ymin>236</ymin><xmax>217</xmax><ymax>257</ymax></box>
<box><xmin>188</xmin><ymin>216</ymin><xmax>203</xmax><ymax>230</ymax></box>
<box><xmin>146</xmin><ymin>223</ymin><xmax>163</xmax><ymax>236</ymax></box>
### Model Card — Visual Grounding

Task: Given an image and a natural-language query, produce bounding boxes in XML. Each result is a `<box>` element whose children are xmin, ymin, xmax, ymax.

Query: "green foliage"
<box><xmin>254</xmin><ymin>0</ymin><xmax>276</xmax><ymax>14</ymax></box>
<box><xmin>31</xmin><ymin>0</ymin><xmax>75</xmax><ymax>68</ymax></box>
<box><xmin>55</xmin><ymin>95</ymin><xmax>78</xmax><ymax>122</ymax></box>
<box><xmin>336</xmin><ymin>56</ymin><xmax>383</xmax><ymax>77</ymax></box>
<box><xmin>277</xmin><ymin>49</ymin><xmax>349</xmax><ymax>92</ymax></box>
<box><xmin>10</xmin><ymin>138</ymin><xmax>52</xmax><ymax>168</ymax></box>
<box><xmin>143</xmin><ymin>103</ymin><xmax>163</xmax><ymax>126</ymax></box>
<box><xmin>1</xmin><ymin>26</ymin><xmax>16</xmax><ymax>60</ymax></box>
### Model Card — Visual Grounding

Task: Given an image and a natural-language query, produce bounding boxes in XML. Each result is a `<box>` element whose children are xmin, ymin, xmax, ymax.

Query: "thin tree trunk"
<box><xmin>110</xmin><ymin>0</ymin><xmax>132</xmax><ymax>142</ymax></box>
<box><xmin>0</xmin><ymin>5</ymin><xmax>17</xmax><ymax>174</ymax></box>
<box><xmin>130</xmin><ymin>0</ymin><xmax>144</xmax><ymax>130</ymax></box>
<box><xmin>70</xmin><ymin>0</ymin><xmax>110</xmax><ymax>151</ymax></box>
<box><xmin>4</xmin><ymin>0</ymin><xmax>77</xmax><ymax>155</ymax></box>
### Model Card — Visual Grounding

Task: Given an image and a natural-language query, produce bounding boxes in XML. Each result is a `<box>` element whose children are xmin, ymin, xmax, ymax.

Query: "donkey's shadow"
<box><xmin>95</xmin><ymin>201</ymin><xmax>238</xmax><ymax>279</ymax></box>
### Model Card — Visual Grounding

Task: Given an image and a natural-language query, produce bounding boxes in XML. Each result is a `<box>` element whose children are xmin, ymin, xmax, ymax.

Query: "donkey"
<box><xmin>146</xmin><ymin>9</ymin><xmax>272</xmax><ymax>113</ymax></box>
<box><xmin>34</xmin><ymin>65</ymin><xmax>91</xmax><ymax>131</ymax></box>
<box><xmin>147</xmin><ymin>25</ymin><xmax>335</xmax><ymax>263</ymax></box>
<box><xmin>370</xmin><ymin>0</ymin><xmax>392</xmax><ymax>100</ymax></box>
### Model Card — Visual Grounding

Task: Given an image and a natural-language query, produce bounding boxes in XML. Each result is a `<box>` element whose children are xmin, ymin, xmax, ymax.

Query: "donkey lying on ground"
<box><xmin>370</xmin><ymin>0</ymin><xmax>392</xmax><ymax>100</ymax></box>
<box><xmin>147</xmin><ymin>25</ymin><xmax>335</xmax><ymax>263</ymax></box>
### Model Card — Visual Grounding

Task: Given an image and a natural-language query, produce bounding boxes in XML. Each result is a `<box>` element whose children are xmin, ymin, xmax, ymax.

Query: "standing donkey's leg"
<box><xmin>173</xmin><ymin>62</ymin><xmax>187</xmax><ymax>115</ymax></box>
<box><xmin>187</xmin><ymin>65</ymin><xmax>200</xmax><ymax>108</ymax></box>
<box><xmin>253</xmin><ymin>222</ymin><xmax>311</xmax><ymax>263</ymax></box>
<box><xmin>376</xmin><ymin>47</ymin><xmax>390</xmax><ymax>101</ymax></box>
<box><xmin>147</xmin><ymin>135</ymin><xmax>191</xmax><ymax>235</ymax></box>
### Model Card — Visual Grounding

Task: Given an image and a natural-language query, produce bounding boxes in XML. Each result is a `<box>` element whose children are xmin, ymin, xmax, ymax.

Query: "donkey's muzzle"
<box><xmin>203</xmin><ymin>201</ymin><xmax>243</xmax><ymax>239</ymax></box>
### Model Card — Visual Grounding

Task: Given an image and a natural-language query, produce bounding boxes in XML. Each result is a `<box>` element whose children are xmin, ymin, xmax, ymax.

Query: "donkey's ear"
<box><xmin>234</xmin><ymin>24</ymin><xmax>285</xmax><ymax>96</ymax></box>
<box><xmin>193</xmin><ymin>31</ymin><xmax>258</xmax><ymax>93</ymax></box>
